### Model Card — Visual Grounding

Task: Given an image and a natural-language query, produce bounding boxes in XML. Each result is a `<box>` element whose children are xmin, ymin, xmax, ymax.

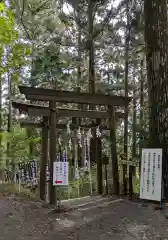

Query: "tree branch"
<box><xmin>13</xmin><ymin>0</ymin><xmax>32</xmax><ymax>40</ymax></box>
<box><xmin>32</xmin><ymin>0</ymin><xmax>50</xmax><ymax>15</ymax></box>
<box><xmin>93</xmin><ymin>0</ymin><xmax>127</xmax><ymax>39</ymax></box>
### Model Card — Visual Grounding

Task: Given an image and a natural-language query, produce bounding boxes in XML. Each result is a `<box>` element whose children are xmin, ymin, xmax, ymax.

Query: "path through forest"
<box><xmin>0</xmin><ymin>195</ymin><xmax>168</xmax><ymax>240</ymax></box>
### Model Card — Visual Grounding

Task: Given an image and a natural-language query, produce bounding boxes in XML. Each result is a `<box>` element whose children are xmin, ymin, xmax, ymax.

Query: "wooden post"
<box><xmin>49</xmin><ymin>101</ymin><xmax>57</xmax><ymax>205</ymax></box>
<box><xmin>108</xmin><ymin>106</ymin><xmax>119</xmax><ymax>195</ymax></box>
<box><xmin>40</xmin><ymin>116</ymin><xmax>49</xmax><ymax>201</ymax></box>
<box><xmin>96</xmin><ymin>119</ymin><xmax>103</xmax><ymax>194</ymax></box>
<box><xmin>72</xmin><ymin>117</ymin><xmax>77</xmax><ymax>166</ymax></box>
<box><xmin>104</xmin><ymin>164</ymin><xmax>108</xmax><ymax>195</ymax></box>
<box><xmin>103</xmin><ymin>155</ymin><xmax>109</xmax><ymax>195</ymax></box>
<box><xmin>129</xmin><ymin>165</ymin><xmax>133</xmax><ymax>199</ymax></box>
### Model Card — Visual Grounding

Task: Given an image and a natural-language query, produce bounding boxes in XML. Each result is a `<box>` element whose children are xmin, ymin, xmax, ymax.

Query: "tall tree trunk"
<box><xmin>132</xmin><ymin>66</ymin><xmax>137</xmax><ymax>159</ymax></box>
<box><xmin>139</xmin><ymin>60</ymin><xmax>144</xmax><ymax>146</ymax></box>
<box><xmin>88</xmin><ymin>0</ymin><xmax>103</xmax><ymax>194</ymax></box>
<box><xmin>132</xmin><ymin>92</ymin><xmax>136</xmax><ymax>159</ymax></box>
<box><xmin>28</xmin><ymin>53</ymin><xmax>36</xmax><ymax>159</ymax></box>
<box><xmin>144</xmin><ymin>0</ymin><xmax>168</xmax><ymax>198</ymax></box>
<box><xmin>7</xmin><ymin>71</ymin><xmax>12</xmax><ymax>174</ymax></box>
<box><xmin>28</xmin><ymin>17</ymin><xmax>36</xmax><ymax>159</ymax></box>
<box><xmin>88</xmin><ymin>0</ymin><xmax>95</xmax><ymax>95</ymax></box>
<box><xmin>108</xmin><ymin>106</ymin><xmax>119</xmax><ymax>194</ymax></box>
<box><xmin>139</xmin><ymin>59</ymin><xmax>144</xmax><ymax>172</ymax></box>
<box><xmin>131</xmin><ymin>69</ymin><xmax>137</xmax><ymax>188</ymax></box>
<box><xmin>77</xmin><ymin>30</ymin><xmax>81</xmax><ymax>84</ymax></box>
<box><xmin>88</xmin><ymin>0</ymin><xmax>95</xmax><ymax>179</ymax></box>
<box><xmin>0</xmin><ymin>75</ymin><xmax>3</xmax><ymax>176</ymax></box>
<box><xmin>123</xmin><ymin>0</ymin><xmax>131</xmax><ymax>195</ymax></box>
<box><xmin>76</xmin><ymin>13</ymin><xmax>82</xmax><ymax>167</ymax></box>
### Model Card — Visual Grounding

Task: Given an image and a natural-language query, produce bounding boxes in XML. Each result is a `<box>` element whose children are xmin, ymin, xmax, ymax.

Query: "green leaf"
<box><xmin>0</xmin><ymin>3</ymin><xmax>4</xmax><ymax>12</ymax></box>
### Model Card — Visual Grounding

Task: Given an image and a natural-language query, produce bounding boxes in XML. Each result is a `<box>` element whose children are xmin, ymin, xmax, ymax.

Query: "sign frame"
<box><xmin>53</xmin><ymin>161</ymin><xmax>69</xmax><ymax>186</ymax></box>
<box><xmin>140</xmin><ymin>148</ymin><xmax>163</xmax><ymax>202</ymax></box>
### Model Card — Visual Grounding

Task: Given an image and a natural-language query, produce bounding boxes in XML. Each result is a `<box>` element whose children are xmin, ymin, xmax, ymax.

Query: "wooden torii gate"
<box><xmin>12</xmin><ymin>101</ymin><xmax>126</xmax><ymax>199</ymax></box>
<box><xmin>13</xmin><ymin>86</ymin><xmax>131</xmax><ymax>204</ymax></box>
<box><xmin>12</xmin><ymin>101</ymin><xmax>125</xmax><ymax>200</ymax></box>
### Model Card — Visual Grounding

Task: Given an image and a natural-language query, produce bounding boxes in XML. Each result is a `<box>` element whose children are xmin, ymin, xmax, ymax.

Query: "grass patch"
<box><xmin>0</xmin><ymin>183</ymin><xmax>40</xmax><ymax>201</ymax></box>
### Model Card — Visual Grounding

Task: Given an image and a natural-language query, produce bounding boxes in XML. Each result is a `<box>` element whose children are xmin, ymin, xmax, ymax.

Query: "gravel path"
<box><xmin>0</xmin><ymin>196</ymin><xmax>168</xmax><ymax>240</ymax></box>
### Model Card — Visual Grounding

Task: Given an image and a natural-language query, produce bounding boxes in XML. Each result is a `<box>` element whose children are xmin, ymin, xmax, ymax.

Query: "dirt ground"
<box><xmin>0</xmin><ymin>195</ymin><xmax>168</xmax><ymax>240</ymax></box>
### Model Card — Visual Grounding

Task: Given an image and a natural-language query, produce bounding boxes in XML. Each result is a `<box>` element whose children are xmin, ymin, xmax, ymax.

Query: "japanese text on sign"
<box><xmin>140</xmin><ymin>148</ymin><xmax>162</xmax><ymax>202</ymax></box>
<box><xmin>53</xmin><ymin>161</ymin><xmax>69</xmax><ymax>186</ymax></box>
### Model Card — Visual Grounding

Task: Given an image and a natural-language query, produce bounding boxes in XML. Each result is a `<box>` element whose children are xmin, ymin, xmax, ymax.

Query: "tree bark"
<box><xmin>132</xmin><ymin>68</ymin><xmax>136</xmax><ymax>159</ymax></box>
<box><xmin>88</xmin><ymin>0</ymin><xmax>103</xmax><ymax>194</ymax></box>
<box><xmin>123</xmin><ymin>0</ymin><xmax>131</xmax><ymax>195</ymax></box>
<box><xmin>108</xmin><ymin>106</ymin><xmax>119</xmax><ymax>195</ymax></box>
<box><xmin>76</xmin><ymin>19</ymin><xmax>82</xmax><ymax>165</ymax></box>
<box><xmin>144</xmin><ymin>0</ymin><xmax>168</xmax><ymax>198</ymax></box>
<box><xmin>88</xmin><ymin>0</ymin><xmax>95</xmax><ymax>95</ymax></box>
<box><xmin>7</xmin><ymin>71</ymin><xmax>12</xmax><ymax>171</ymax></box>
<box><xmin>0</xmin><ymin>75</ymin><xmax>3</xmax><ymax>175</ymax></box>
<box><xmin>139</xmin><ymin>59</ymin><xmax>144</xmax><ymax>173</ymax></box>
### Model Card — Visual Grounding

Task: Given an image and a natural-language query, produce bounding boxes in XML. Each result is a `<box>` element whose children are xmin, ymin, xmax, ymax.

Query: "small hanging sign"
<box><xmin>30</xmin><ymin>160</ymin><xmax>38</xmax><ymax>186</ymax></box>
<box><xmin>53</xmin><ymin>161</ymin><xmax>69</xmax><ymax>186</ymax></box>
<box><xmin>53</xmin><ymin>152</ymin><xmax>69</xmax><ymax>186</ymax></box>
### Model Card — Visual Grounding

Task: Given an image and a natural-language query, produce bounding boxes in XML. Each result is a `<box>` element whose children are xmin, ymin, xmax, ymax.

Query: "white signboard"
<box><xmin>53</xmin><ymin>161</ymin><xmax>69</xmax><ymax>186</ymax></box>
<box><xmin>140</xmin><ymin>148</ymin><xmax>162</xmax><ymax>201</ymax></box>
